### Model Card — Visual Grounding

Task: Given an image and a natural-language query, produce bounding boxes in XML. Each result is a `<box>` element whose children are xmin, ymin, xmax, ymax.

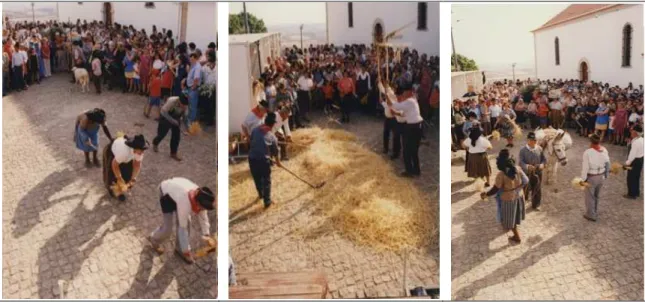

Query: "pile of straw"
<box><xmin>229</xmin><ymin>127</ymin><xmax>436</xmax><ymax>252</ymax></box>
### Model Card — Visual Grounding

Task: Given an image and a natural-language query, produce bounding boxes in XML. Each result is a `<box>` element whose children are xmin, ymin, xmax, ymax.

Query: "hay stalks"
<box><xmin>473</xmin><ymin>178</ymin><xmax>485</xmax><ymax>192</ymax></box>
<box><xmin>229</xmin><ymin>127</ymin><xmax>436</xmax><ymax>252</ymax></box>
<box><xmin>188</xmin><ymin>122</ymin><xmax>203</xmax><ymax>136</ymax></box>
<box><xmin>571</xmin><ymin>177</ymin><xmax>588</xmax><ymax>190</ymax></box>
<box><xmin>610</xmin><ymin>162</ymin><xmax>630</xmax><ymax>175</ymax></box>
<box><xmin>489</xmin><ymin>130</ymin><xmax>501</xmax><ymax>141</ymax></box>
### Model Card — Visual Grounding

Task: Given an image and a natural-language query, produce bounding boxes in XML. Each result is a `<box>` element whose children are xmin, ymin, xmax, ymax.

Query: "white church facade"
<box><xmin>325</xmin><ymin>2</ymin><xmax>439</xmax><ymax>56</ymax></box>
<box><xmin>533</xmin><ymin>4</ymin><xmax>643</xmax><ymax>87</ymax></box>
<box><xmin>56</xmin><ymin>2</ymin><xmax>216</xmax><ymax>50</ymax></box>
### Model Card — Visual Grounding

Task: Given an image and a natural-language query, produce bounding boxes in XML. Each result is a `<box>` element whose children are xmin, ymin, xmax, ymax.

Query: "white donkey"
<box><xmin>535</xmin><ymin>127</ymin><xmax>573</xmax><ymax>185</ymax></box>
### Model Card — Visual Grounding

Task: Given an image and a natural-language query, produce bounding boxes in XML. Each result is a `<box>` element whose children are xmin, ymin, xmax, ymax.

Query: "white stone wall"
<box><xmin>534</xmin><ymin>4</ymin><xmax>643</xmax><ymax>87</ymax></box>
<box><xmin>56</xmin><ymin>2</ymin><xmax>216</xmax><ymax>50</ymax></box>
<box><xmin>185</xmin><ymin>2</ymin><xmax>217</xmax><ymax>50</ymax></box>
<box><xmin>326</xmin><ymin>2</ymin><xmax>439</xmax><ymax>56</ymax></box>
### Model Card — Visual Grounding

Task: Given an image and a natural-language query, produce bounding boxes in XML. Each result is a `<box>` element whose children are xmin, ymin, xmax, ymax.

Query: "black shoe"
<box><xmin>93</xmin><ymin>158</ymin><xmax>101</xmax><ymax>168</ymax></box>
<box><xmin>390</xmin><ymin>154</ymin><xmax>399</xmax><ymax>160</ymax></box>
<box><xmin>117</xmin><ymin>195</ymin><xmax>126</xmax><ymax>202</ymax></box>
<box><xmin>281</xmin><ymin>156</ymin><xmax>290</xmax><ymax>161</ymax></box>
<box><xmin>400</xmin><ymin>171</ymin><xmax>414</xmax><ymax>178</ymax></box>
<box><xmin>583</xmin><ymin>214</ymin><xmax>596</xmax><ymax>222</ymax></box>
<box><xmin>153</xmin><ymin>144</ymin><xmax>159</xmax><ymax>153</ymax></box>
<box><xmin>484</xmin><ymin>182</ymin><xmax>490</xmax><ymax>187</ymax></box>
<box><xmin>623</xmin><ymin>194</ymin><xmax>638</xmax><ymax>200</ymax></box>
<box><xmin>383</xmin><ymin>149</ymin><xmax>389</xmax><ymax>154</ymax></box>
<box><xmin>85</xmin><ymin>160</ymin><xmax>92</xmax><ymax>168</ymax></box>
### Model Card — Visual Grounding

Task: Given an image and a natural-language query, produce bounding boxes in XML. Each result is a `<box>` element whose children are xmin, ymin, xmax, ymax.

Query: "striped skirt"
<box><xmin>466</xmin><ymin>152</ymin><xmax>491</xmax><ymax>179</ymax></box>
<box><xmin>500</xmin><ymin>196</ymin><xmax>525</xmax><ymax>230</ymax></box>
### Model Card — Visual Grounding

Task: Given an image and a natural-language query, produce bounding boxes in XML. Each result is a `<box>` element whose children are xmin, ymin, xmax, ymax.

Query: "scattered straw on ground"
<box><xmin>229</xmin><ymin>127</ymin><xmax>436</xmax><ymax>252</ymax></box>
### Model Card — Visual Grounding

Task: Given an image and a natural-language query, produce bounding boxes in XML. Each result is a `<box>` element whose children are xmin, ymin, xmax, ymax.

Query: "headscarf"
<box><xmin>496</xmin><ymin>149</ymin><xmax>517</xmax><ymax>179</ymax></box>
<box><xmin>469</xmin><ymin>126</ymin><xmax>482</xmax><ymax>147</ymax></box>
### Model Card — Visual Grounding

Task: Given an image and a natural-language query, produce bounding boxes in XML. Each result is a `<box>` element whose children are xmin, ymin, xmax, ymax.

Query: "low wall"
<box><xmin>451</xmin><ymin>71</ymin><xmax>483</xmax><ymax>99</ymax></box>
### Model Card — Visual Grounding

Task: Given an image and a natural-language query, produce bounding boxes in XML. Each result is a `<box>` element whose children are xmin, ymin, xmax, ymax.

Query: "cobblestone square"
<box><xmin>452</xmin><ymin>133</ymin><xmax>644</xmax><ymax>300</ymax></box>
<box><xmin>229</xmin><ymin>115</ymin><xmax>439</xmax><ymax>299</ymax></box>
<box><xmin>2</xmin><ymin>75</ymin><xmax>217</xmax><ymax>299</ymax></box>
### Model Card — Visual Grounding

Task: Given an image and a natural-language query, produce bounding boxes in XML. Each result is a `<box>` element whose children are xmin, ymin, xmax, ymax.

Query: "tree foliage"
<box><xmin>229</xmin><ymin>12</ymin><xmax>267</xmax><ymax>35</ymax></box>
<box><xmin>451</xmin><ymin>54</ymin><xmax>479</xmax><ymax>72</ymax></box>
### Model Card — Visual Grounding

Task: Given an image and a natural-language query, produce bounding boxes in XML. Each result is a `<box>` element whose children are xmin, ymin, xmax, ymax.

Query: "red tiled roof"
<box><xmin>533</xmin><ymin>4</ymin><xmax>620</xmax><ymax>32</ymax></box>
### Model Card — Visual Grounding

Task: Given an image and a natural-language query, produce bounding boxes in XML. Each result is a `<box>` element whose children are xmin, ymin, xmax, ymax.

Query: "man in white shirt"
<box><xmin>379</xmin><ymin>81</ymin><xmax>402</xmax><ymax>159</ymax></box>
<box><xmin>104</xmin><ymin>134</ymin><xmax>148</xmax><ymax>202</ymax></box>
<box><xmin>241</xmin><ymin>100</ymin><xmax>269</xmax><ymax>140</ymax></box>
<box><xmin>11</xmin><ymin>43</ymin><xmax>25</xmax><ymax>91</ymax></box>
<box><xmin>149</xmin><ymin>177</ymin><xmax>215</xmax><ymax>264</ymax></box>
<box><xmin>296</xmin><ymin>71</ymin><xmax>314</xmax><ymax>122</ymax></box>
<box><xmin>489</xmin><ymin>99</ymin><xmax>502</xmax><ymax>128</ymax></box>
<box><xmin>580</xmin><ymin>133</ymin><xmax>610</xmax><ymax>221</ymax></box>
<box><xmin>625</xmin><ymin>125</ymin><xmax>643</xmax><ymax>199</ymax></box>
<box><xmin>386</xmin><ymin>83</ymin><xmax>424</xmax><ymax>177</ymax></box>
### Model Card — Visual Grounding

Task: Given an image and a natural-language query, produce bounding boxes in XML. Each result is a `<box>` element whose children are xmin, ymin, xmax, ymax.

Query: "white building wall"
<box><xmin>58</xmin><ymin>2</ymin><xmax>104</xmax><ymax>23</ymax></box>
<box><xmin>112</xmin><ymin>2</ymin><xmax>180</xmax><ymax>39</ymax></box>
<box><xmin>229</xmin><ymin>43</ymin><xmax>252</xmax><ymax>134</ymax></box>
<box><xmin>326</xmin><ymin>2</ymin><xmax>439</xmax><ymax>56</ymax></box>
<box><xmin>185</xmin><ymin>2</ymin><xmax>217</xmax><ymax>50</ymax></box>
<box><xmin>534</xmin><ymin>4</ymin><xmax>643</xmax><ymax>87</ymax></box>
<box><xmin>55</xmin><ymin>2</ymin><xmax>215</xmax><ymax>50</ymax></box>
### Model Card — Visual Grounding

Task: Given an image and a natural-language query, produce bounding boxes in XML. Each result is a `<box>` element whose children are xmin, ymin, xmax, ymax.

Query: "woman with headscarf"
<box><xmin>496</xmin><ymin>103</ymin><xmax>518</xmax><ymax>148</ymax></box>
<box><xmin>74</xmin><ymin>108</ymin><xmax>113</xmax><ymax>167</ymax></box>
<box><xmin>481</xmin><ymin>149</ymin><xmax>529</xmax><ymax>243</ymax></box>
<box><xmin>462</xmin><ymin>127</ymin><xmax>492</xmax><ymax>186</ymax></box>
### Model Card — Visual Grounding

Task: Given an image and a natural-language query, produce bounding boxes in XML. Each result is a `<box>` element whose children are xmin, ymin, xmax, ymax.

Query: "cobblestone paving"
<box><xmin>2</xmin><ymin>75</ymin><xmax>217</xmax><ymax>299</ymax></box>
<box><xmin>452</xmin><ymin>132</ymin><xmax>644</xmax><ymax>300</ymax></box>
<box><xmin>229</xmin><ymin>114</ymin><xmax>439</xmax><ymax>298</ymax></box>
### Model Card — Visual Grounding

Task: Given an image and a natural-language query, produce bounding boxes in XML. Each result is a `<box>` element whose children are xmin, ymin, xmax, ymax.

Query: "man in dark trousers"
<box><xmin>248</xmin><ymin>112</ymin><xmax>282</xmax><ymax>208</ymax></box>
<box><xmin>625</xmin><ymin>125</ymin><xmax>643</xmax><ymax>199</ymax></box>
<box><xmin>386</xmin><ymin>83</ymin><xmax>423</xmax><ymax>177</ymax></box>
<box><xmin>152</xmin><ymin>94</ymin><xmax>189</xmax><ymax>161</ymax></box>
<box><xmin>519</xmin><ymin>132</ymin><xmax>546</xmax><ymax>210</ymax></box>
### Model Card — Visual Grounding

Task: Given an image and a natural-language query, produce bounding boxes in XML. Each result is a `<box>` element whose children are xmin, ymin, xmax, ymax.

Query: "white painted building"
<box><xmin>56</xmin><ymin>2</ymin><xmax>216</xmax><ymax>50</ymax></box>
<box><xmin>229</xmin><ymin>33</ymin><xmax>282</xmax><ymax>134</ymax></box>
<box><xmin>325</xmin><ymin>2</ymin><xmax>439</xmax><ymax>56</ymax></box>
<box><xmin>533</xmin><ymin>4</ymin><xmax>643</xmax><ymax>87</ymax></box>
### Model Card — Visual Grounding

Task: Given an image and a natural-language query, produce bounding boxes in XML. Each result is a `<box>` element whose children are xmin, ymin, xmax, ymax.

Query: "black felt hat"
<box><xmin>124</xmin><ymin>134</ymin><xmax>149</xmax><ymax>150</ymax></box>
<box><xmin>259</xmin><ymin>100</ymin><xmax>269</xmax><ymax>108</ymax></box>
<box><xmin>527</xmin><ymin>132</ymin><xmax>536</xmax><ymax>140</ymax></box>
<box><xmin>265</xmin><ymin>112</ymin><xmax>277</xmax><ymax>126</ymax></box>
<box><xmin>196</xmin><ymin>186</ymin><xmax>215</xmax><ymax>210</ymax></box>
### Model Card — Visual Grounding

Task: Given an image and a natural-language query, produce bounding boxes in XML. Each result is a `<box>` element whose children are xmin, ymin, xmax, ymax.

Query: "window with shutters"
<box><xmin>418</xmin><ymin>3</ymin><xmax>427</xmax><ymax>30</ymax></box>
<box><xmin>145</xmin><ymin>2</ymin><xmax>155</xmax><ymax>9</ymax></box>
<box><xmin>554</xmin><ymin>37</ymin><xmax>560</xmax><ymax>66</ymax></box>
<box><xmin>348</xmin><ymin>2</ymin><xmax>353</xmax><ymax>28</ymax></box>
<box><xmin>622</xmin><ymin>23</ymin><xmax>632</xmax><ymax>67</ymax></box>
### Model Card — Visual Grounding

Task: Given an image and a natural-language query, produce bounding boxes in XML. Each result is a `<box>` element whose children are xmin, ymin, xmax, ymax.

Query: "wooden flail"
<box><xmin>373</xmin><ymin>21</ymin><xmax>415</xmax><ymax>84</ymax></box>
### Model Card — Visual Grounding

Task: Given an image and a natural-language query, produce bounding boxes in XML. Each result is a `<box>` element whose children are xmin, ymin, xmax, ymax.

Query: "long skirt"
<box><xmin>466</xmin><ymin>152</ymin><xmax>491</xmax><ymax>179</ymax></box>
<box><xmin>75</xmin><ymin>125</ymin><xmax>99</xmax><ymax>152</ymax></box>
<box><xmin>516</xmin><ymin>111</ymin><xmax>526</xmax><ymax>124</ymax></box>
<box><xmin>500</xmin><ymin>123</ymin><xmax>514</xmax><ymax>139</ymax></box>
<box><xmin>102</xmin><ymin>141</ymin><xmax>134</xmax><ymax>197</ymax></box>
<box><xmin>500</xmin><ymin>196</ymin><xmax>525</xmax><ymax>230</ymax></box>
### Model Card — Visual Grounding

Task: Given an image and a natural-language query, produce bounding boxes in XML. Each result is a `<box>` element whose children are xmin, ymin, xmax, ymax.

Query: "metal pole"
<box><xmin>451</xmin><ymin>26</ymin><xmax>459</xmax><ymax>71</ymax></box>
<box><xmin>31</xmin><ymin>2</ymin><xmax>35</xmax><ymax>22</ymax></box>
<box><xmin>243</xmin><ymin>2</ymin><xmax>250</xmax><ymax>34</ymax></box>
<box><xmin>56</xmin><ymin>2</ymin><xmax>60</xmax><ymax>22</ymax></box>
<box><xmin>299</xmin><ymin>24</ymin><xmax>303</xmax><ymax>49</ymax></box>
<box><xmin>512</xmin><ymin>63</ymin><xmax>516</xmax><ymax>81</ymax></box>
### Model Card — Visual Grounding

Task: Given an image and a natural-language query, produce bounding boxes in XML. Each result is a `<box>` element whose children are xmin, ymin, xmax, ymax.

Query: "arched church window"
<box><xmin>622</xmin><ymin>23</ymin><xmax>632</xmax><ymax>67</ymax></box>
<box><xmin>554</xmin><ymin>37</ymin><xmax>560</xmax><ymax>66</ymax></box>
<box><xmin>418</xmin><ymin>3</ymin><xmax>427</xmax><ymax>30</ymax></box>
